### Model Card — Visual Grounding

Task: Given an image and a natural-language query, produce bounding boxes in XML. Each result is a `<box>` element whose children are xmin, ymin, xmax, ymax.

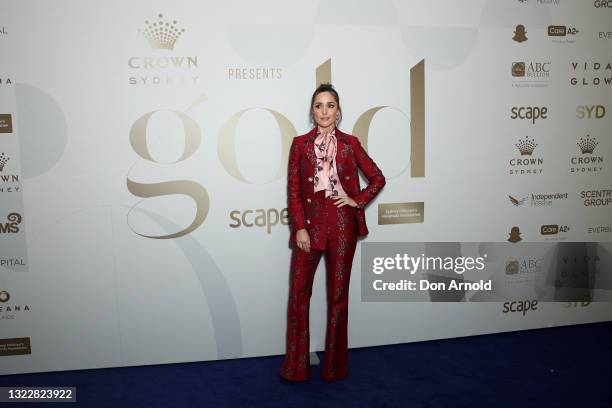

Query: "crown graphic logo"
<box><xmin>577</xmin><ymin>135</ymin><xmax>598</xmax><ymax>154</ymax></box>
<box><xmin>515</xmin><ymin>136</ymin><xmax>538</xmax><ymax>155</ymax></box>
<box><xmin>139</xmin><ymin>14</ymin><xmax>185</xmax><ymax>50</ymax></box>
<box><xmin>0</xmin><ymin>153</ymin><xmax>9</xmax><ymax>172</ymax></box>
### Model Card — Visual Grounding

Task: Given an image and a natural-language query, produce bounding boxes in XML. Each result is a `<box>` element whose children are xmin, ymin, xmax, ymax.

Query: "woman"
<box><xmin>280</xmin><ymin>83</ymin><xmax>386</xmax><ymax>382</ymax></box>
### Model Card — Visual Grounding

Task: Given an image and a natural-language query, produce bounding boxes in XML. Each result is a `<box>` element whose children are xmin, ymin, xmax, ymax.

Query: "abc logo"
<box><xmin>505</xmin><ymin>261</ymin><xmax>519</xmax><ymax>275</ymax></box>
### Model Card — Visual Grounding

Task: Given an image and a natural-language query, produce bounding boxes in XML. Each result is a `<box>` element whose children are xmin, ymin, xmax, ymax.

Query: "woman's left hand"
<box><xmin>333</xmin><ymin>196</ymin><xmax>358</xmax><ymax>208</ymax></box>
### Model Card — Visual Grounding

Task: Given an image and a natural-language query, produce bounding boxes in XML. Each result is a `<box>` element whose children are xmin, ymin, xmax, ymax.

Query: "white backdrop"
<box><xmin>1</xmin><ymin>0</ymin><xmax>611</xmax><ymax>375</ymax></box>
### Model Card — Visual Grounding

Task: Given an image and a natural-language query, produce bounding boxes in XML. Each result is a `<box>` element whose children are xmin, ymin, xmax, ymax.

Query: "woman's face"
<box><xmin>312</xmin><ymin>91</ymin><xmax>339</xmax><ymax>130</ymax></box>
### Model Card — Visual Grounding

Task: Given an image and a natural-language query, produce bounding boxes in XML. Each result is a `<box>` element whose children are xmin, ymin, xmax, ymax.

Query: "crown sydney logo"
<box><xmin>0</xmin><ymin>152</ymin><xmax>19</xmax><ymax>193</ymax></box>
<box><xmin>0</xmin><ymin>152</ymin><xmax>9</xmax><ymax>171</ymax></box>
<box><xmin>570</xmin><ymin>135</ymin><xmax>604</xmax><ymax>173</ymax></box>
<box><xmin>510</xmin><ymin>137</ymin><xmax>543</xmax><ymax>175</ymax></box>
<box><xmin>128</xmin><ymin>13</ymin><xmax>198</xmax><ymax>86</ymax></box>
<box><xmin>515</xmin><ymin>136</ymin><xmax>538</xmax><ymax>155</ymax></box>
<box><xmin>139</xmin><ymin>14</ymin><xmax>185</xmax><ymax>50</ymax></box>
<box><xmin>578</xmin><ymin>135</ymin><xmax>598</xmax><ymax>154</ymax></box>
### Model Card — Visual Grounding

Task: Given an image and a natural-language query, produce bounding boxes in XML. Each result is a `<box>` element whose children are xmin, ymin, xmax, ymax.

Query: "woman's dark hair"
<box><xmin>309</xmin><ymin>83</ymin><xmax>342</xmax><ymax>126</ymax></box>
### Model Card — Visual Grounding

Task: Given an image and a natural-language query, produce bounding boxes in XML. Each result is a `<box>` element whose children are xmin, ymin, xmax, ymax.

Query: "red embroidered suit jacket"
<box><xmin>287</xmin><ymin>127</ymin><xmax>386</xmax><ymax>246</ymax></box>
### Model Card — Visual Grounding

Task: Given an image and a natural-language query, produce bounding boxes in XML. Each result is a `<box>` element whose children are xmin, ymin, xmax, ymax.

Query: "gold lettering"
<box><xmin>218</xmin><ymin>109</ymin><xmax>296</xmax><ymax>183</ymax></box>
<box><xmin>127</xmin><ymin>110</ymin><xmax>209</xmax><ymax>239</ymax></box>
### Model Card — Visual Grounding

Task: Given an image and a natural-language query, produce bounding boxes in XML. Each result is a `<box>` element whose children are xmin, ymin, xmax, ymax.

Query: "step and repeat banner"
<box><xmin>1</xmin><ymin>0</ymin><xmax>611</xmax><ymax>375</ymax></box>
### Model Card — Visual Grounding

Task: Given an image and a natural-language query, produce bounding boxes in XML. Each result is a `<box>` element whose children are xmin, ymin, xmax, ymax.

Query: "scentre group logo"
<box><xmin>128</xmin><ymin>13</ymin><xmax>199</xmax><ymax>86</ymax></box>
<box><xmin>581</xmin><ymin>189</ymin><xmax>612</xmax><ymax>206</ymax></box>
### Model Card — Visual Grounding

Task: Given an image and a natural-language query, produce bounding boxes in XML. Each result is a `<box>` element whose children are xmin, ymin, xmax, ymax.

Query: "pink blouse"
<box><xmin>313</xmin><ymin>127</ymin><xmax>347</xmax><ymax>198</ymax></box>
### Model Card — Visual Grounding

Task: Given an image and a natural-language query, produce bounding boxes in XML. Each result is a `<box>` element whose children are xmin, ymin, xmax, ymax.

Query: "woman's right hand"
<box><xmin>296</xmin><ymin>229</ymin><xmax>310</xmax><ymax>252</ymax></box>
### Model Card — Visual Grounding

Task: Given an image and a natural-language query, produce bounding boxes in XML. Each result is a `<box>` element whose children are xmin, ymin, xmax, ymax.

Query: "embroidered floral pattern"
<box><xmin>314</xmin><ymin>128</ymin><xmax>347</xmax><ymax>199</ymax></box>
<box><xmin>283</xmin><ymin>128</ymin><xmax>385</xmax><ymax>382</ymax></box>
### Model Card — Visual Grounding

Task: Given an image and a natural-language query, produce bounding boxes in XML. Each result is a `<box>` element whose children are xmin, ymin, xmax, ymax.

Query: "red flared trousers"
<box><xmin>280</xmin><ymin>194</ymin><xmax>358</xmax><ymax>381</ymax></box>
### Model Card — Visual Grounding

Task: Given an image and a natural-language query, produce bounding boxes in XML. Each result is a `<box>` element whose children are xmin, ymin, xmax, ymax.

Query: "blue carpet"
<box><xmin>1</xmin><ymin>321</ymin><xmax>611</xmax><ymax>407</ymax></box>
